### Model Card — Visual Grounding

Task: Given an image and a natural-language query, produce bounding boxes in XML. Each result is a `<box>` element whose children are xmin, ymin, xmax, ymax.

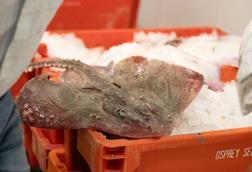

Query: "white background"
<box><xmin>137</xmin><ymin>0</ymin><xmax>252</xmax><ymax>34</ymax></box>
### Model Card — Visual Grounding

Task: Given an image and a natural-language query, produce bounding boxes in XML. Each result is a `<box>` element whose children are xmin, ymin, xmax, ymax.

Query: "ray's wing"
<box><xmin>112</xmin><ymin>56</ymin><xmax>204</xmax><ymax>123</ymax></box>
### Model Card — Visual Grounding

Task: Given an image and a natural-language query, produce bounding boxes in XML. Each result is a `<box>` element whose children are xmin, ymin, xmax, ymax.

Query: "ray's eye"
<box><xmin>112</xmin><ymin>82</ymin><xmax>121</xmax><ymax>89</ymax></box>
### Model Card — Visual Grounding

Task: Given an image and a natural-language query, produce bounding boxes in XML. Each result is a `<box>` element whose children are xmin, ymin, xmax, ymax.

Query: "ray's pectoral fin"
<box><xmin>112</xmin><ymin>56</ymin><xmax>204</xmax><ymax>119</ymax></box>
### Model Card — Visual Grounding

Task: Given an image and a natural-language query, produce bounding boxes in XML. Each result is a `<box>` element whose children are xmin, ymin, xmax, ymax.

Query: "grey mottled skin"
<box><xmin>16</xmin><ymin>56</ymin><xmax>203</xmax><ymax>138</ymax></box>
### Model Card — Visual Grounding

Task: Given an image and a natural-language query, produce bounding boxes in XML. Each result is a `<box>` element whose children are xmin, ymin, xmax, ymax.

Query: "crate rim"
<box><xmin>79</xmin><ymin>126</ymin><xmax>252</xmax><ymax>150</ymax></box>
<box><xmin>47</xmin><ymin>26</ymin><xmax>227</xmax><ymax>35</ymax></box>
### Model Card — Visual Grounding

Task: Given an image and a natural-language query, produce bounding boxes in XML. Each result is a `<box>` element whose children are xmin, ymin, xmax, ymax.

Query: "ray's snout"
<box><xmin>19</xmin><ymin>103</ymin><xmax>36</xmax><ymax>125</ymax></box>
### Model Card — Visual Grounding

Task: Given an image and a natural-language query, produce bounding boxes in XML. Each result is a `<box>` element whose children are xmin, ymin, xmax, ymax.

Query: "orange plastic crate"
<box><xmin>42</xmin><ymin>129</ymin><xmax>64</xmax><ymax>144</ymax></box>
<box><xmin>23</xmin><ymin>125</ymin><xmax>38</xmax><ymax>168</ymax></box>
<box><xmin>47</xmin><ymin>0</ymin><xmax>139</xmax><ymax>30</ymax></box>
<box><xmin>63</xmin><ymin>129</ymin><xmax>91</xmax><ymax>171</ymax></box>
<box><xmin>220</xmin><ymin>65</ymin><xmax>238</xmax><ymax>83</ymax></box>
<box><xmin>47</xmin><ymin>137</ymin><xmax>90</xmax><ymax>172</ymax></box>
<box><xmin>37</xmin><ymin>28</ymin><xmax>247</xmax><ymax>171</ymax></box>
<box><xmin>77</xmin><ymin>128</ymin><xmax>252</xmax><ymax>172</ymax></box>
<box><xmin>49</xmin><ymin>27</ymin><xmax>226</xmax><ymax>49</ymax></box>
<box><xmin>30</xmin><ymin>127</ymin><xmax>64</xmax><ymax>170</ymax></box>
<box><xmin>48</xmin><ymin>148</ymin><xmax>69</xmax><ymax>172</ymax></box>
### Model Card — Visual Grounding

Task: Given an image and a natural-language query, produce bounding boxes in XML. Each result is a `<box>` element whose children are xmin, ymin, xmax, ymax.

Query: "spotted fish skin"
<box><xmin>16</xmin><ymin>57</ymin><xmax>203</xmax><ymax>138</ymax></box>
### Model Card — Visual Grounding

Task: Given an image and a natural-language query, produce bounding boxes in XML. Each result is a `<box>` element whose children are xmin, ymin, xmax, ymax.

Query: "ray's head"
<box><xmin>16</xmin><ymin>75</ymin><xmax>63</xmax><ymax>128</ymax></box>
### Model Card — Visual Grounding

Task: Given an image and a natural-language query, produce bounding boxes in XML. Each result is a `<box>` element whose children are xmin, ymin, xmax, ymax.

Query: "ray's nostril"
<box><xmin>22</xmin><ymin>110</ymin><xmax>30</xmax><ymax>118</ymax></box>
<box><xmin>23</xmin><ymin>103</ymin><xmax>29</xmax><ymax>109</ymax></box>
<box><xmin>27</xmin><ymin>108</ymin><xmax>33</xmax><ymax>114</ymax></box>
<box><xmin>27</xmin><ymin>114</ymin><xmax>35</xmax><ymax>123</ymax></box>
<box><xmin>21</xmin><ymin>110</ymin><xmax>30</xmax><ymax>123</ymax></box>
<box><xmin>22</xmin><ymin>108</ymin><xmax>36</xmax><ymax>124</ymax></box>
